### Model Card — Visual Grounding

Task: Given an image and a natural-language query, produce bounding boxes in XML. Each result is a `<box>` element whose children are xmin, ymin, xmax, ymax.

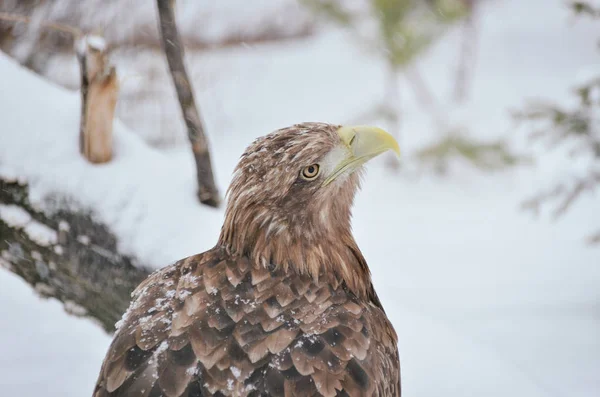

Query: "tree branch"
<box><xmin>0</xmin><ymin>178</ymin><xmax>150</xmax><ymax>332</ymax></box>
<box><xmin>0</xmin><ymin>11</ymin><xmax>81</xmax><ymax>37</ymax></box>
<box><xmin>156</xmin><ymin>0</ymin><xmax>221</xmax><ymax>207</ymax></box>
<box><xmin>521</xmin><ymin>169</ymin><xmax>600</xmax><ymax>219</ymax></box>
<box><xmin>453</xmin><ymin>0</ymin><xmax>478</xmax><ymax>103</ymax></box>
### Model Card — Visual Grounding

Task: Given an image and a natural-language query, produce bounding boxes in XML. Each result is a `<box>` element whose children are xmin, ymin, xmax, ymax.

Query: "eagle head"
<box><xmin>219</xmin><ymin>122</ymin><xmax>399</xmax><ymax>297</ymax></box>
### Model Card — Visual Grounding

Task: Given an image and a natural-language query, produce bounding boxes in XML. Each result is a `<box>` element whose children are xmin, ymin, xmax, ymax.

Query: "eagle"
<box><xmin>93</xmin><ymin>123</ymin><xmax>401</xmax><ymax>397</ymax></box>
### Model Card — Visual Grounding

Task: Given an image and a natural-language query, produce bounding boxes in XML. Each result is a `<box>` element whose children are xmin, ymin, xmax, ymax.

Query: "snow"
<box><xmin>0</xmin><ymin>270</ymin><xmax>109</xmax><ymax>397</ymax></box>
<box><xmin>75</xmin><ymin>35</ymin><xmax>107</xmax><ymax>56</ymax></box>
<box><xmin>1</xmin><ymin>0</ymin><xmax>600</xmax><ymax>396</ymax></box>
<box><xmin>0</xmin><ymin>204</ymin><xmax>58</xmax><ymax>246</ymax></box>
<box><xmin>0</xmin><ymin>204</ymin><xmax>32</xmax><ymax>228</ymax></box>
<box><xmin>85</xmin><ymin>35</ymin><xmax>107</xmax><ymax>51</ymax></box>
<box><xmin>23</xmin><ymin>221</ymin><xmax>58</xmax><ymax>247</ymax></box>
<box><xmin>0</xmin><ymin>52</ymin><xmax>223</xmax><ymax>266</ymax></box>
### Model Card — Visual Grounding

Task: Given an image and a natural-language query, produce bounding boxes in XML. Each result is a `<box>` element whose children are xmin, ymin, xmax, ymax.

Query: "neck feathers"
<box><xmin>218</xmin><ymin>200</ymin><xmax>373</xmax><ymax>300</ymax></box>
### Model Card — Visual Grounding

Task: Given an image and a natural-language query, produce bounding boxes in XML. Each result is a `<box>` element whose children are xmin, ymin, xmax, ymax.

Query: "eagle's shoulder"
<box><xmin>93</xmin><ymin>248</ymin><xmax>222</xmax><ymax>397</ymax></box>
<box><xmin>93</xmin><ymin>248</ymin><xmax>400</xmax><ymax>397</ymax></box>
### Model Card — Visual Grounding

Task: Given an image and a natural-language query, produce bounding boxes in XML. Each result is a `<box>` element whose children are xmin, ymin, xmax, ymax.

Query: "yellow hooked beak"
<box><xmin>323</xmin><ymin>125</ymin><xmax>400</xmax><ymax>186</ymax></box>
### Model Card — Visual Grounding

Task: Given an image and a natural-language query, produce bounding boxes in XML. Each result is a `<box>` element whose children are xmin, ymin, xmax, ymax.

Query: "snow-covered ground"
<box><xmin>1</xmin><ymin>0</ymin><xmax>599</xmax><ymax>396</ymax></box>
<box><xmin>0</xmin><ymin>270</ymin><xmax>110</xmax><ymax>396</ymax></box>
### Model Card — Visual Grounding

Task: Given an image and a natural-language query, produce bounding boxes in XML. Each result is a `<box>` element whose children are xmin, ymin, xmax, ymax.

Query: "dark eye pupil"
<box><xmin>302</xmin><ymin>164</ymin><xmax>319</xmax><ymax>179</ymax></box>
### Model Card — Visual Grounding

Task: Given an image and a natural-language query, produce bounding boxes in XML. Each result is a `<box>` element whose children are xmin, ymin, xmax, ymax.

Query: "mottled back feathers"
<box><xmin>93</xmin><ymin>248</ymin><xmax>399</xmax><ymax>397</ymax></box>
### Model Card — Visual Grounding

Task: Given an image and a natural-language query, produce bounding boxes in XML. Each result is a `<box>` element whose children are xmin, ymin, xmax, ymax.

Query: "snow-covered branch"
<box><xmin>0</xmin><ymin>179</ymin><xmax>149</xmax><ymax>332</ymax></box>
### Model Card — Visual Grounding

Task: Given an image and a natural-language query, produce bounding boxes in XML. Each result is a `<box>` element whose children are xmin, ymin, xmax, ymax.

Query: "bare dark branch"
<box><xmin>156</xmin><ymin>0</ymin><xmax>221</xmax><ymax>207</ymax></box>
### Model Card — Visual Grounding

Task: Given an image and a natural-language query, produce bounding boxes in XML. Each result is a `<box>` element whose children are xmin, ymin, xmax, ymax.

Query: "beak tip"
<box><xmin>326</xmin><ymin>125</ymin><xmax>401</xmax><ymax>185</ymax></box>
<box><xmin>338</xmin><ymin>125</ymin><xmax>401</xmax><ymax>158</ymax></box>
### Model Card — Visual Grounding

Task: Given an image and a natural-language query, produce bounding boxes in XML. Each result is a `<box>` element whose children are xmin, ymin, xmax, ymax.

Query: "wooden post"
<box><xmin>156</xmin><ymin>0</ymin><xmax>221</xmax><ymax>207</ymax></box>
<box><xmin>76</xmin><ymin>35</ymin><xmax>118</xmax><ymax>164</ymax></box>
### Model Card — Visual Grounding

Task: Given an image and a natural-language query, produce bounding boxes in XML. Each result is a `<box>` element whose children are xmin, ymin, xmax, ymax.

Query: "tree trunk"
<box><xmin>76</xmin><ymin>35</ymin><xmax>118</xmax><ymax>164</ymax></box>
<box><xmin>155</xmin><ymin>0</ymin><xmax>221</xmax><ymax>207</ymax></box>
<box><xmin>454</xmin><ymin>0</ymin><xmax>478</xmax><ymax>103</ymax></box>
<box><xmin>0</xmin><ymin>178</ymin><xmax>149</xmax><ymax>333</ymax></box>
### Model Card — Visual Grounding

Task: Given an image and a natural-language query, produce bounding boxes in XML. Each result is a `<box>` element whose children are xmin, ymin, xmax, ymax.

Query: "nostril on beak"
<box><xmin>348</xmin><ymin>132</ymin><xmax>356</xmax><ymax>147</ymax></box>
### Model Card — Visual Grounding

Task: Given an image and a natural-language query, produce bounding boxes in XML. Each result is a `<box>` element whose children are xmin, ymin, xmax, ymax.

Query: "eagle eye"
<box><xmin>301</xmin><ymin>164</ymin><xmax>320</xmax><ymax>180</ymax></box>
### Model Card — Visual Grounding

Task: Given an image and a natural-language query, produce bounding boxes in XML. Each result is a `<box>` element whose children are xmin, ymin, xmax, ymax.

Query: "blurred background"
<box><xmin>0</xmin><ymin>0</ymin><xmax>598</xmax><ymax>396</ymax></box>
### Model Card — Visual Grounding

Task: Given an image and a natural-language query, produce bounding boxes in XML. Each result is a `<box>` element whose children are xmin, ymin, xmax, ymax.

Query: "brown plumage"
<box><xmin>93</xmin><ymin>122</ymin><xmax>401</xmax><ymax>397</ymax></box>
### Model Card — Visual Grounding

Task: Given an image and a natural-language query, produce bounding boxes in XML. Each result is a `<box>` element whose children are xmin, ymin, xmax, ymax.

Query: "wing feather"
<box><xmin>93</xmin><ymin>247</ymin><xmax>400</xmax><ymax>396</ymax></box>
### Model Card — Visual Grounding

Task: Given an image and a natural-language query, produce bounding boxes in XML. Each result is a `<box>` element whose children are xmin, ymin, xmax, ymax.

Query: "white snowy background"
<box><xmin>1</xmin><ymin>0</ymin><xmax>599</xmax><ymax>396</ymax></box>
